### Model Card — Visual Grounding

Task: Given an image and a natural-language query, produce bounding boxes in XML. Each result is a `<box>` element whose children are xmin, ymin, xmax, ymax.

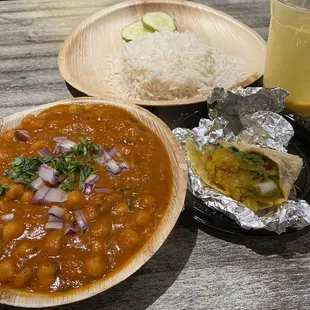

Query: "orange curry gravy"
<box><xmin>0</xmin><ymin>104</ymin><xmax>172</xmax><ymax>293</ymax></box>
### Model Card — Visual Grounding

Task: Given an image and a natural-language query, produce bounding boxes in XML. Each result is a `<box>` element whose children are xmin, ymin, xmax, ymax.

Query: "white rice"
<box><xmin>103</xmin><ymin>31</ymin><xmax>246</xmax><ymax>101</ymax></box>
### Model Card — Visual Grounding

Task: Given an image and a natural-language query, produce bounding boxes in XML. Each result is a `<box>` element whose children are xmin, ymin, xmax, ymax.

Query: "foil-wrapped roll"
<box><xmin>173</xmin><ymin>87</ymin><xmax>310</xmax><ymax>234</ymax></box>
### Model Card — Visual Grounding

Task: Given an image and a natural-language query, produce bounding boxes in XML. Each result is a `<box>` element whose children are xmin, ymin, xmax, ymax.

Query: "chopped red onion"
<box><xmin>32</xmin><ymin>186</ymin><xmax>51</xmax><ymax>204</ymax></box>
<box><xmin>73</xmin><ymin>210</ymin><xmax>88</xmax><ymax>233</ymax></box>
<box><xmin>32</xmin><ymin>186</ymin><xmax>67</xmax><ymax>204</ymax></box>
<box><xmin>39</xmin><ymin>164</ymin><xmax>59</xmax><ymax>185</ymax></box>
<box><xmin>30</xmin><ymin>177</ymin><xmax>44</xmax><ymax>190</ymax></box>
<box><xmin>106</xmin><ymin>160</ymin><xmax>121</xmax><ymax>174</ymax></box>
<box><xmin>48</xmin><ymin>205</ymin><xmax>64</xmax><ymax>218</ymax></box>
<box><xmin>53</xmin><ymin>136</ymin><xmax>77</xmax><ymax>154</ymax></box>
<box><xmin>83</xmin><ymin>174</ymin><xmax>99</xmax><ymax>195</ymax></box>
<box><xmin>102</xmin><ymin>150</ymin><xmax>112</xmax><ymax>161</ymax></box>
<box><xmin>108</xmin><ymin>146</ymin><xmax>121</xmax><ymax>158</ymax></box>
<box><xmin>44</xmin><ymin>188</ymin><xmax>67</xmax><ymax>203</ymax></box>
<box><xmin>84</xmin><ymin>183</ymin><xmax>94</xmax><ymax>195</ymax></box>
<box><xmin>48</xmin><ymin>214</ymin><xmax>63</xmax><ymax>222</ymax></box>
<box><xmin>118</xmin><ymin>162</ymin><xmax>129</xmax><ymax>171</ymax></box>
<box><xmin>37</xmin><ymin>147</ymin><xmax>51</xmax><ymax>157</ymax></box>
<box><xmin>95</xmin><ymin>152</ymin><xmax>121</xmax><ymax>174</ymax></box>
<box><xmin>53</xmin><ymin>136</ymin><xmax>69</xmax><ymax>143</ymax></box>
<box><xmin>56</xmin><ymin>175</ymin><xmax>65</xmax><ymax>183</ymax></box>
<box><xmin>14</xmin><ymin>130</ymin><xmax>30</xmax><ymax>142</ymax></box>
<box><xmin>85</xmin><ymin>174</ymin><xmax>99</xmax><ymax>184</ymax></box>
<box><xmin>45</xmin><ymin>221</ymin><xmax>63</xmax><ymax>230</ymax></box>
<box><xmin>64</xmin><ymin>223</ymin><xmax>77</xmax><ymax>235</ymax></box>
<box><xmin>94</xmin><ymin>187</ymin><xmax>112</xmax><ymax>193</ymax></box>
<box><xmin>72</xmin><ymin>221</ymin><xmax>78</xmax><ymax>229</ymax></box>
<box><xmin>94</xmin><ymin>157</ymin><xmax>105</xmax><ymax>166</ymax></box>
<box><xmin>1</xmin><ymin>213</ymin><xmax>14</xmax><ymax>221</ymax></box>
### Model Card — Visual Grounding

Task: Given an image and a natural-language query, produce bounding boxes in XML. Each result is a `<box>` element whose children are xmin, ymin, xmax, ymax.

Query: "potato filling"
<box><xmin>204</xmin><ymin>145</ymin><xmax>281</xmax><ymax>211</ymax></box>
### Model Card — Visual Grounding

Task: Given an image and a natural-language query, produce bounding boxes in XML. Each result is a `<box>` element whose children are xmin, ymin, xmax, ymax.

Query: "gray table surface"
<box><xmin>2</xmin><ymin>1</ymin><xmax>310</xmax><ymax>310</ymax></box>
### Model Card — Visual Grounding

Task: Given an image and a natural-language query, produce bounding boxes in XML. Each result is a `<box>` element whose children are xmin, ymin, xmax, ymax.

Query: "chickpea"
<box><xmin>2</xmin><ymin>221</ymin><xmax>25</xmax><ymax>243</ymax></box>
<box><xmin>12</xmin><ymin>240</ymin><xmax>37</xmax><ymax>258</ymax></box>
<box><xmin>117</xmin><ymin>228</ymin><xmax>140</xmax><ymax>250</ymax></box>
<box><xmin>43</xmin><ymin>231</ymin><xmax>63</xmax><ymax>256</ymax></box>
<box><xmin>91</xmin><ymin>240</ymin><xmax>105</xmax><ymax>253</ymax></box>
<box><xmin>21</xmin><ymin>114</ymin><xmax>35</xmax><ymax>127</ymax></box>
<box><xmin>83</xmin><ymin>204</ymin><xmax>98</xmax><ymax>222</ymax></box>
<box><xmin>0</xmin><ymin>258</ymin><xmax>16</xmax><ymax>282</ymax></box>
<box><xmin>37</xmin><ymin>262</ymin><xmax>56</xmax><ymax>288</ymax></box>
<box><xmin>12</xmin><ymin>267</ymin><xmax>33</xmax><ymax>288</ymax></box>
<box><xmin>83</xmin><ymin>255</ymin><xmax>107</xmax><ymax>279</ymax></box>
<box><xmin>90</xmin><ymin>195</ymin><xmax>111</xmax><ymax>213</ymax></box>
<box><xmin>111</xmin><ymin>200</ymin><xmax>129</xmax><ymax>216</ymax></box>
<box><xmin>91</xmin><ymin>219</ymin><xmax>111</xmax><ymax>238</ymax></box>
<box><xmin>130</xmin><ymin>210</ymin><xmax>150</xmax><ymax>227</ymax></box>
<box><xmin>20</xmin><ymin>191</ymin><xmax>34</xmax><ymax>203</ymax></box>
<box><xmin>67</xmin><ymin>190</ymin><xmax>86</xmax><ymax>210</ymax></box>
<box><xmin>5</xmin><ymin>184</ymin><xmax>24</xmax><ymax>201</ymax></box>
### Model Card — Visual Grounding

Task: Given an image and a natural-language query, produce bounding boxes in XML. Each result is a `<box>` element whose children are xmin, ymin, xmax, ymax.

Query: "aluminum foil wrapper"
<box><xmin>173</xmin><ymin>87</ymin><xmax>310</xmax><ymax>234</ymax></box>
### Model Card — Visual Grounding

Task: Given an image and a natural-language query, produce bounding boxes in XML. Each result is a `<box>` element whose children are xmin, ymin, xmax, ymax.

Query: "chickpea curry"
<box><xmin>0</xmin><ymin>104</ymin><xmax>172</xmax><ymax>293</ymax></box>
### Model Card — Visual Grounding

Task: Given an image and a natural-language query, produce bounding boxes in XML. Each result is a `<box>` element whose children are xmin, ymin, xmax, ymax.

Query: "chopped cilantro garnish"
<box><xmin>126</xmin><ymin>198</ymin><xmax>133</xmax><ymax>211</ymax></box>
<box><xmin>0</xmin><ymin>184</ymin><xmax>9</xmax><ymax>195</ymax></box>
<box><xmin>78</xmin><ymin>164</ymin><xmax>96</xmax><ymax>191</ymax></box>
<box><xmin>6</xmin><ymin>156</ymin><xmax>42</xmax><ymax>186</ymax></box>
<box><xmin>71</xmin><ymin>137</ymin><xmax>101</xmax><ymax>156</ymax></box>
<box><xmin>59</xmin><ymin>175</ymin><xmax>75</xmax><ymax>191</ymax></box>
<box><xmin>42</xmin><ymin>153</ymin><xmax>54</xmax><ymax>163</ymax></box>
<box><xmin>53</xmin><ymin>154</ymin><xmax>96</xmax><ymax>192</ymax></box>
<box><xmin>3</xmin><ymin>137</ymin><xmax>100</xmax><ymax>192</ymax></box>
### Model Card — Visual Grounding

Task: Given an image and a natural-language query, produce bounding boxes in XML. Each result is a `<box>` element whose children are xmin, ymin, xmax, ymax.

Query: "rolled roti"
<box><xmin>186</xmin><ymin>139</ymin><xmax>303</xmax><ymax>211</ymax></box>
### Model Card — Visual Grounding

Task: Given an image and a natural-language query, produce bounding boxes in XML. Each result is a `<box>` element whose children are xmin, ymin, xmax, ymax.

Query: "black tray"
<box><xmin>66</xmin><ymin>81</ymin><xmax>310</xmax><ymax>235</ymax></box>
<box><xmin>144</xmin><ymin>102</ymin><xmax>310</xmax><ymax>235</ymax></box>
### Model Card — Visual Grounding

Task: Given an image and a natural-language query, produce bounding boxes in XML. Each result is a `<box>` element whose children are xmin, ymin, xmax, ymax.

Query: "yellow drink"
<box><xmin>263</xmin><ymin>0</ymin><xmax>310</xmax><ymax>116</ymax></box>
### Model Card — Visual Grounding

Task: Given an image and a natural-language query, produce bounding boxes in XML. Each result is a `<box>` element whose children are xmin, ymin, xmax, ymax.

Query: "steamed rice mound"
<box><xmin>104</xmin><ymin>31</ymin><xmax>246</xmax><ymax>101</ymax></box>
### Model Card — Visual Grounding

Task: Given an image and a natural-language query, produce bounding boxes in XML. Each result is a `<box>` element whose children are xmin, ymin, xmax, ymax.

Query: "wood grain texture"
<box><xmin>3</xmin><ymin>1</ymin><xmax>310</xmax><ymax>310</ymax></box>
<box><xmin>58</xmin><ymin>0</ymin><xmax>266</xmax><ymax>106</ymax></box>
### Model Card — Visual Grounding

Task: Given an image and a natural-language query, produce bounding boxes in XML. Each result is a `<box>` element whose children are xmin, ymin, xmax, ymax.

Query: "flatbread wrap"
<box><xmin>186</xmin><ymin>139</ymin><xmax>303</xmax><ymax>212</ymax></box>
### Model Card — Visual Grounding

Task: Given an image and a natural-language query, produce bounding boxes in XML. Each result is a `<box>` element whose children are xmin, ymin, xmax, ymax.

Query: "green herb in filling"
<box><xmin>126</xmin><ymin>198</ymin><xmax>133</xmax><ymax>211</ymax></box>
<box><xmin>226</xmin><ymin>147</ymin><xmax>278</xmax><ymax>182</ymax></box>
